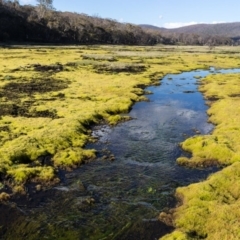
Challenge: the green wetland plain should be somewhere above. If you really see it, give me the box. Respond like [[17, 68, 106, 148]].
[[1, 45, 240, 239]]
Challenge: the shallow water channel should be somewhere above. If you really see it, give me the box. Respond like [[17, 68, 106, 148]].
[[2, 68, 240, 240]]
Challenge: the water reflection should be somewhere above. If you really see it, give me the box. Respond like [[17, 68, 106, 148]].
[[2, 68, 240, 240]]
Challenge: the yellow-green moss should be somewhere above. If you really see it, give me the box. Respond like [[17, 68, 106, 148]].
[[161, 230, 189, 240], [52, 148, 96, 167], [165, 162, 240, 240], [177, 73, 240, 167], [7, 165, 55, 183], [1, 45, 240, 191], [164, 58, 240, 239]]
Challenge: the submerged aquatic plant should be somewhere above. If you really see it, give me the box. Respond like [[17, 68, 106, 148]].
[[0, 45, 240, 198]]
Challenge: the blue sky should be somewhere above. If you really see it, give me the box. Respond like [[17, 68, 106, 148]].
[[19, 0, 240, 29]]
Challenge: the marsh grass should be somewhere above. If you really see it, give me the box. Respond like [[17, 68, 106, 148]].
[[1, 45, 240, 199]]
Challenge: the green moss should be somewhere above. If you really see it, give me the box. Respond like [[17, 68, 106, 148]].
[[165, 64, 240, 239], [107, 114, 123, 125], [178, 73, 240, 167], [161, 230, 189, 240], [164, 162, 240, 239], [52, 148, 96, 167], [7, 165, 55, 183], [1, 45, 240, 194]]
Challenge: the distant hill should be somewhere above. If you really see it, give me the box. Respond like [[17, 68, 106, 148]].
[[139, 24, 167, 31], [168, 22, 240, 38], [140, 22, 240, 39]]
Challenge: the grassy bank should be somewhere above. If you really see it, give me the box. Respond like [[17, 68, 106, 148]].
[[161, 57, 240, 239], [0, 45, 240, 200]]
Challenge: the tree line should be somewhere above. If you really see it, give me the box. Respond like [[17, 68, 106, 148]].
[[0, 1, 235, 46]]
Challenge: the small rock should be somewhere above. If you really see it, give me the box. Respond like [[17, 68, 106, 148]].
[[36, 184, 42, 191], [102, 155, 108, 160], [109, 154, 115, 161]]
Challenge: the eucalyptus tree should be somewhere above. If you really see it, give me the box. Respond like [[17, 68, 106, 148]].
[[37, 0, 54, 9], [36, 0, 54, 18]]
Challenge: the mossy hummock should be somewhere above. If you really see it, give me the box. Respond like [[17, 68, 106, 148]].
[[162, 66, 240, 239], [1, 45, 240, 200]]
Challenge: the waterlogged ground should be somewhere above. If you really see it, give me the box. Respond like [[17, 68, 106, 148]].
[[0, 45, 240, 194], [163, 69, 240, 240], [2, 46, 240, 239], [0, 68, 226, 240]]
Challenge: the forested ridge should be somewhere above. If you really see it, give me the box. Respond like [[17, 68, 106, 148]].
[[0, 1, 236, 45], [141, 23, 240, 45]]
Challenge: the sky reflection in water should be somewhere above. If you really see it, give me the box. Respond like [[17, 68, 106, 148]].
[[7, 68, 240, 239]]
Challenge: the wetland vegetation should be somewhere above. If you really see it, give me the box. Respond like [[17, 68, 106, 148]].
[[1, 45, 240, 239], [162, 67, 240, 240]]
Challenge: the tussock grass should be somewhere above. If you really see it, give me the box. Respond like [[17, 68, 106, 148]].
[[1, 45, 240, 198]]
